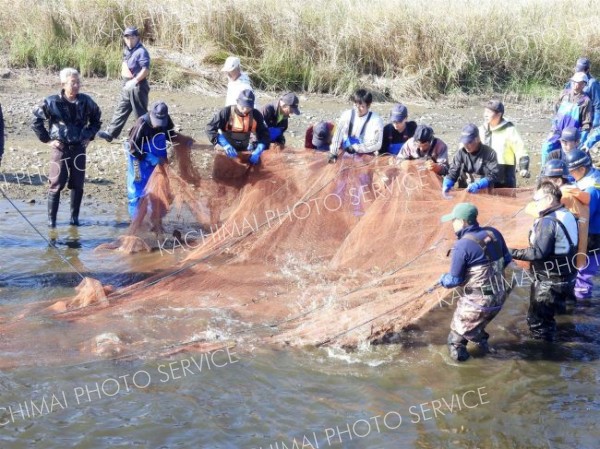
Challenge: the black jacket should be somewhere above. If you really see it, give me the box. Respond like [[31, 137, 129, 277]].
[[32, 90, 102, 145], [206, 106, 270, 147], [511, 205, 578, 280], [380, 121, 417, 154], [261, 102, 287, 143], [446, 143, 499, 187]]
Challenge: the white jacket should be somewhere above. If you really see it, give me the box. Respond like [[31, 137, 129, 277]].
[[330, 109, 384, 154]]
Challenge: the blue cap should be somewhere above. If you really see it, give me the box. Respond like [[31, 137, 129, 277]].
[[312, 121, 331, 149], [566, 149, 591, 171], [237, 89, 255, 108], [390, 104, 408, 122], [149, 101, 169, 128], [123, 26, 139, 37], [560, 126, 580, 142], [575, 57, 591, 72], [460, 123, 479, 144]]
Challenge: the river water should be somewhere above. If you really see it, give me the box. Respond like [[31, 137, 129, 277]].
[[1, 199, 599, 449]]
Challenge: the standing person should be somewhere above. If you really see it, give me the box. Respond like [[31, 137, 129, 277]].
[[305, 121, 334, 151], [541, 72, 591, 164], [221, 56, 253, 107], [0, 102, 4, 166], [439, 203, 512, 361], [396, 124, 449, 176], [97, 26, 150, 143], [125, 101, 182, 218], [567, 58, 600, 130], [328, 89, 384, 163], [480, 100, 530, 187], [206, 89, 270, 165], [510, 182, 578, 340], [442, 124, 499, 194], [566, 149, 600, 300], [32, 68, 102, 227], [380, 103, 417, 155], [261, 92, 301, 147]]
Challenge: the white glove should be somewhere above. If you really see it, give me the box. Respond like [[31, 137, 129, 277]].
[[124, 79, 138, 91], [519, 169, 530, 178]]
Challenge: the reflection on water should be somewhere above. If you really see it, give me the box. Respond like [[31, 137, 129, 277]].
[[0, 199, 599, 448]]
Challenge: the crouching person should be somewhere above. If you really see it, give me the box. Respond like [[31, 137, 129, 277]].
[[439, 203, 512, 361], [126, 101, 181, 219], [206, 89, 270, 165], [511, 182, 578, 341]]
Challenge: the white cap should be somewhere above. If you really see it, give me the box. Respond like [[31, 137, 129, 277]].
[[221, 56, 240, 72], [571, 71, 588, 83]]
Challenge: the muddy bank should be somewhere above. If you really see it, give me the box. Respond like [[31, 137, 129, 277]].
[[0, 69, 551, 209]]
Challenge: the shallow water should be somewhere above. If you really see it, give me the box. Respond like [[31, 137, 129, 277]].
[[1, 199, 599, 449]]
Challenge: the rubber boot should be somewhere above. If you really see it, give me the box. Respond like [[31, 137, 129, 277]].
[[447, 331, 470, 362], [47, 191, 60, 228], [69, 189, 83, 226]]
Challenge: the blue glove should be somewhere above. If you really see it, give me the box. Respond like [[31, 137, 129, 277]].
[[466, 177, 489, 194], [342, 136, 361, 151], [248, 143, 266, 165], [144, 153, 160, 166], [388, 143, 402, 155], [442, 177, 455, 194], [268, 127, 284, 142], [439, 273, 462, 288], [224, 145, 238, 158]]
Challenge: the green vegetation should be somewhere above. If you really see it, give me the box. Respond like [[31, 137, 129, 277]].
[[0, 0, 597, 98]]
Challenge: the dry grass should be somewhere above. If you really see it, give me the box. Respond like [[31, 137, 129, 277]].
[[1, 0, 599, 98]]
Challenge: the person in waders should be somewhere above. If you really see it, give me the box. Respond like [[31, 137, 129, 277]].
[[327, 89, 384, 163], [261, 92, 301, 148], [442, 124, 499, 195], [206, 89, 270, 165], [125, 101, 184, 219], [439, 203, 512, 361], [510, 182, 578, 341], [32, 68, 102, 228], [380, 103, 416, 155]]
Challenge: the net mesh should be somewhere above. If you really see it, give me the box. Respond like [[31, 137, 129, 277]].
[[0, 144, 534, 368]]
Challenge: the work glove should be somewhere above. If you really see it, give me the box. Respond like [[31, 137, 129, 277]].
[[388, 143, 402, 155], [268, 127, 284, 142], [223, 145, 237, 158], [518, 156, 530, 178], [466, 177, 489, 194], [342, 136, 361, 154], [248, 143, 266, 165], [426, 160, 444, 175], [217, 134, 237, 158], [328, 153, 338, 164], [439, 273, 461, 288], [144, 153, 160, 166], [124, 79, 138, 91], [442, 177, 455, 194]]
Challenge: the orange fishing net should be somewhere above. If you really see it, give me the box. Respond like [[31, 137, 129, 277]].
[[0, 145, 535, 368]]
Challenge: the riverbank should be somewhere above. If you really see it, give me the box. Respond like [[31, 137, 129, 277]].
[[1, 0, 598, 98]]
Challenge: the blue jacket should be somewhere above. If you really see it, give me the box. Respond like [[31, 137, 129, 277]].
[[444, 224, 512, 287]]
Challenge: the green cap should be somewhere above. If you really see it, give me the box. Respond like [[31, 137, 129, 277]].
[[441, 202, 478, 223]]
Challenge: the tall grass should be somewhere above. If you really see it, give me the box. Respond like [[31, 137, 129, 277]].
[[0, 0, 599, 98]]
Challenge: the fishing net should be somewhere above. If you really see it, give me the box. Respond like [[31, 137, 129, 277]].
[[0, 145, 535, 368]]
